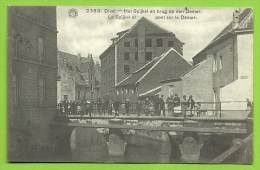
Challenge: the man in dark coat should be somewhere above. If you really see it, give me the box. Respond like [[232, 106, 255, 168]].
[[167, 95, 174, 116], [153, 94, 160, 116], [136, 100, 142, 116], [125, 98, 131, 116], [188, 95, 195, 116], [159, 95, 165, 116], [113, 98, 120, 116], [97, 97, 102, 115]]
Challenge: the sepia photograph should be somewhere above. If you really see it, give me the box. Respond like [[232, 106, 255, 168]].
[[7, 6, 253, 163]]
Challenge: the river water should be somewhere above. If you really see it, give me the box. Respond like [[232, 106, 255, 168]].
[[70, 127, 186, 163]]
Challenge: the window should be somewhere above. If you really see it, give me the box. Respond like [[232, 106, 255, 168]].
[[168, 41, 174, 47], [121, 89, 124, 94], [12, 75, 19, 106], [145, 52, 153, 62], [124, 65, 130, 74], [124, 41, 130, 47], [38, 78, 46, 105], [126, 89, 129, 94], [38, 37, 45, 63], [157, 38, 163, 47], [135, 52, 138, 61], [135, 39, 138, 47], [213, 53, 217, 72], [12, 27, 18, 59], [117, 90, 120, 95], [145, 38, 152, 47], [219, 56, 223, 70], [124, 52, 130, 61], [64, 95, 68, 100]]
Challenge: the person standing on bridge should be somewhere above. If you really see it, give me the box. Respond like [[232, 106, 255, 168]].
[[187, 95, 195, 116], [181, 95, 188, 117], [86, 99, 92, 117], [97, 97, 102, 115], [154, 94, 160, 116], [113, 98, 120, 116], [173, 93, 181, 117], [102, 100, 106, 116], [63, 99, 69, 115], [144, 98, 150, 116], [159, 95, 165, 116], [125, 98, 131, 116], [167, 95, 174, 116], [136, 99, 142, 116], [77, 102, 81, 116], [108, 99, 113, 115], [247, 98, 252, 110]]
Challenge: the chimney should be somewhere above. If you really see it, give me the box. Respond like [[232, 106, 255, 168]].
[[232, 9, 240, 29]]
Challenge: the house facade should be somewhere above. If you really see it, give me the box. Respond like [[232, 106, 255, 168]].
[[99, 17, 184, 100], [183, 8, 253, 117], [57, 51, 98, 102]]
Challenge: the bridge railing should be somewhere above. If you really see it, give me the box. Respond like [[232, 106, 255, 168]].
[[209, 134, 252, 163], [56, 100, 252, 118]]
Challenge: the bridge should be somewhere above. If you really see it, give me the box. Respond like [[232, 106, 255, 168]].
[[50, 111, 253, 163]]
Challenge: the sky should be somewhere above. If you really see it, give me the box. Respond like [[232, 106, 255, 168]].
[[57, 7, 237, 62]]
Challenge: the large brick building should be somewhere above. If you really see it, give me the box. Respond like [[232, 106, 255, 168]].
[[99, 17, 184, 100], [8, 7, 57, 161]]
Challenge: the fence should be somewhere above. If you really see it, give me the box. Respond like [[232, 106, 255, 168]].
[[57, 101, 252, 118]]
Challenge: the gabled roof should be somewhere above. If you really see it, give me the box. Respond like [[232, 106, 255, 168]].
[[161, 77, 182, 84], [58, 50, 93, 73], [208, 8, 253, 47], [100, 17, 182, 59], [181, 59, 208, 77], [57, 50, 88, 86], [116, 48, 190, 88], [192, 8, 253, 61], [59, 51, 80, 68]]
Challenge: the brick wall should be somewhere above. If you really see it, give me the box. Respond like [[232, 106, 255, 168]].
[[161, 80, 183, 101], [182, 57, 214, 110], [207, 37, 236, 89]]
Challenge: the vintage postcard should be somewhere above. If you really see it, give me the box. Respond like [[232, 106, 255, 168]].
[[7, 6, 253, 163]]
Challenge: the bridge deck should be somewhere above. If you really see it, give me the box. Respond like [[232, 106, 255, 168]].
[[66, 122, 247, 134], [65, 115, 250, 123]]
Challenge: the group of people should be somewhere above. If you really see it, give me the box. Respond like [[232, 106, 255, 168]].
[[136, 93, 201, 117], [57, 95, 253, 118], [57, 99, 94, 116], [96, 97, 131, 116], [166, 94, 201, 117]]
